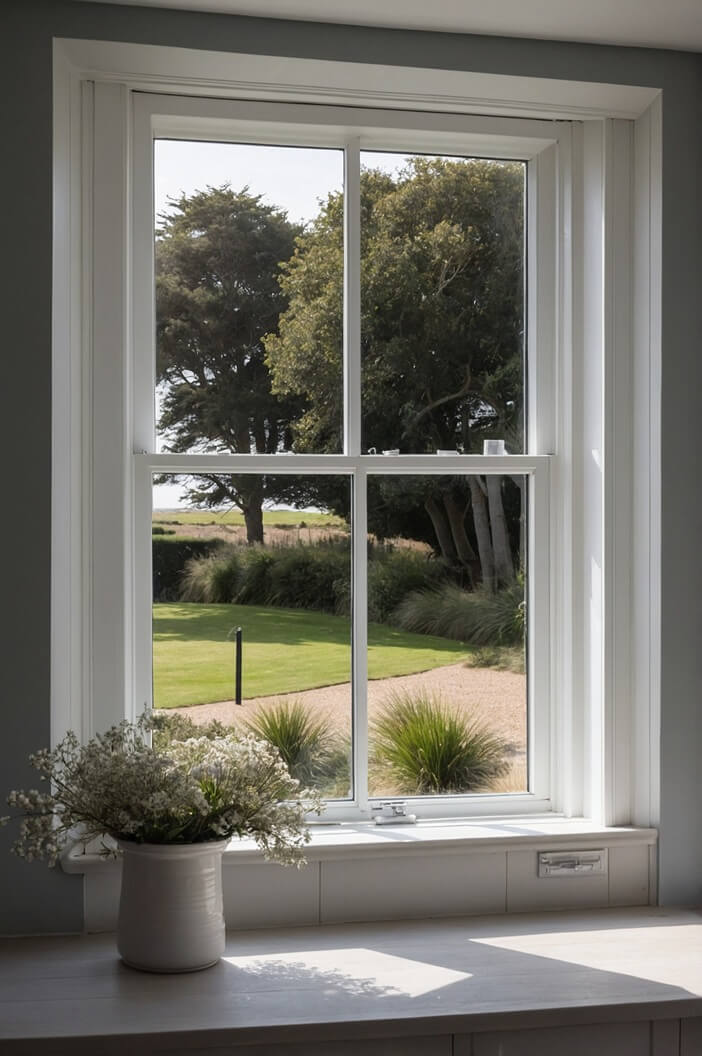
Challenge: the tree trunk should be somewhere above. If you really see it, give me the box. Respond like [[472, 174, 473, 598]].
[[443, 492, 477, 586], [240, 477, 265, 545], [468, 477, 495, 591], [424, 494, 458, 564], [511, 475, 527, 573], [486, 474, 514, 585]]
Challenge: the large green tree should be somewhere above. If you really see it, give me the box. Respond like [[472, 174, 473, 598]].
[[156, 186, 303, 544], [265, 158, 525, 585]]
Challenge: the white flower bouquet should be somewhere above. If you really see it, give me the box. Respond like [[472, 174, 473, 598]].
[[1, 715, 323, 867]]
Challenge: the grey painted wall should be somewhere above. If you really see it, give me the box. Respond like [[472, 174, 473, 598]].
[[1, 0, 700, 933]]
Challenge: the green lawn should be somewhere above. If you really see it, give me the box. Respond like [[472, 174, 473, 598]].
[[154, 602, 470, 709], [153, 509, 345, 529]]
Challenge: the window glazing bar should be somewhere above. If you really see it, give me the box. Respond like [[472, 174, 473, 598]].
[[351, 469, 369, 814], [137, 453, 551, 474], [343, 137, 361, 456]]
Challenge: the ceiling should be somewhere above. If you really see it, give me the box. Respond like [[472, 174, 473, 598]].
[[77, 0, 702, 53]]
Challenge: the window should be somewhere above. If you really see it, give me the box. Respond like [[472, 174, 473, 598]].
[[53, 41, 661, 833], [127, 94, 555, 821]]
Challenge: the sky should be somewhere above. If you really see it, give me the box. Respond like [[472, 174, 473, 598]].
[[154, 141, 410, 226], [152, 141, 409, 509]]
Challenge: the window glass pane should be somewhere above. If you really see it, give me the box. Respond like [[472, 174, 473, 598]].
[[360, 152, 526, 455], [154, 141, 344, 455], [367, 473, 527, 797], [151, 473, 352, 799]]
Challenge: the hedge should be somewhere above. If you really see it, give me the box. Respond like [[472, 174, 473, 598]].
[[152, 536, 224, 601], [180, 540, 449, 620]]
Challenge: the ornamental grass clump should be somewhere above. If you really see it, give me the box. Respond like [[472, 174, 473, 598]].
[[245, 700, 349, 793], [371, 690, 509, 795], [392, 580, 525, 646], [1, 715, 322, 867]]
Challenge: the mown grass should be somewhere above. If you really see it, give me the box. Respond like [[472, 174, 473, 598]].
[[153, 602, 471, 709], [153, 509, 346, 529]]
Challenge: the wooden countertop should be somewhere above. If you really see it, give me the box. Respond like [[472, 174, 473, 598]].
[[1, 907, 701, 1053]]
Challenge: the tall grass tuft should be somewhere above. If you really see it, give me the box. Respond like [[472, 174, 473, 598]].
[[392, 580, 525, 645], [179, 547, 240, 603], [245, 700, 348, 793], [371, 690, 509, 794]]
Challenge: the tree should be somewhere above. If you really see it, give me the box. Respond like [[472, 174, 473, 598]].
[[155, 186, 303, 544], [265, 158, 524, 585]]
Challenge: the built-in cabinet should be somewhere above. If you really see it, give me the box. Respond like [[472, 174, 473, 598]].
[[170, 1020, 698, 1055], [8, 1017, 701, 1054], [3, 910, 701, 1055]]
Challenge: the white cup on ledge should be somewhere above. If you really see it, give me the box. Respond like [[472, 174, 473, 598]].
[[483, 439, 507, 456]]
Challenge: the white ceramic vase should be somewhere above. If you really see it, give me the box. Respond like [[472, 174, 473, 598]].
[[117, 839, 228, 972]]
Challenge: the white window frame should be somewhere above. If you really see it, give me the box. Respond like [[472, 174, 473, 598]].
[[52, 38, 662, 832], [131, 92, 554, 821]]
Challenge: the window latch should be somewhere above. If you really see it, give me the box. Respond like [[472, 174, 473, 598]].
[[371, 800, 417, 825]]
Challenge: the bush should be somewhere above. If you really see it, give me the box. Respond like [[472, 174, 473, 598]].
[[179, 541, 349, 614], [266, 546, 350, 613], [152, 525, 176, 535], [330, 545, 448, 621], [152, 537, 225, 601], [368, 548, 449, 623], [392, 580, 525, 645], [178, 539, 451, 622], [245, 700, 349, 794], [371, 691, 509, 794]]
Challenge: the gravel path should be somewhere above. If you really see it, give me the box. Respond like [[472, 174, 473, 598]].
[[173, 661, 527, 758]]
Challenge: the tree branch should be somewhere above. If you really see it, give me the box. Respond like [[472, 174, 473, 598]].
[[404, 364, 472, 434]]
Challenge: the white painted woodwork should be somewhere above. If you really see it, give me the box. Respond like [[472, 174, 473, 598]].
[[607, 843, 651, 907], [53, 39, 663, 839], [222, 862, 320, 930], [631, 93, 662, 829], [469, 1022, 651, 1055], [681, 1016, 702, 1055], [84, 868, 122, 934], [67, 825, 656, 932], [1, 908, 700, 1054], [506, 849, 609, 912], [126, 85, 557, 825], [64, 824, 656, 932], [320, 851, 506, 923], [651, 1020, 681, 1056], [602, 118, 635, 827], [65, 0, 702, 55], [89, 80, 133, 735], [180, 1041, 450, 1056]]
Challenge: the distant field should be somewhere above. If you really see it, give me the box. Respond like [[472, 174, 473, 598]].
[[153, 602, 470, 709], [153, 509, 346, 529]]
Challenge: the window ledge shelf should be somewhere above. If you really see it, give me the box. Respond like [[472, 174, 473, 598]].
[[62, 818, 657, 874]]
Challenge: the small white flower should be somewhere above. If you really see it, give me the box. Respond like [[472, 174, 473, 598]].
[[3, 714, 322, 865]]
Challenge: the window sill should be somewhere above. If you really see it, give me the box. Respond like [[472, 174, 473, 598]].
[[62, 817, 656, 873], [61, 818, 657, 932]]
